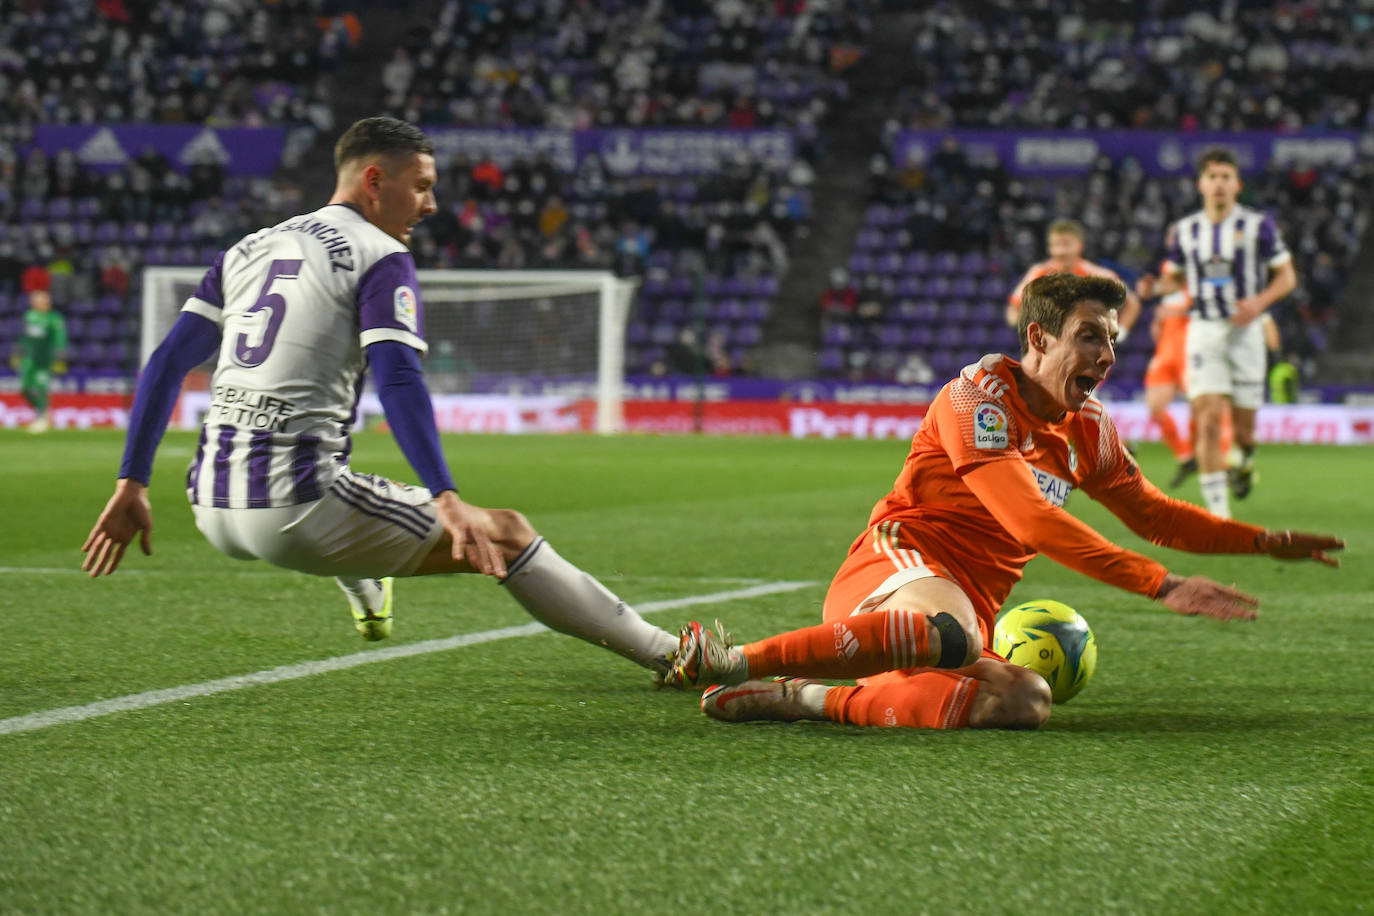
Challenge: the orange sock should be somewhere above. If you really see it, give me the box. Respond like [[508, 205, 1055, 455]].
[[1153, 409, 1191, 460], [741, 610, 933, 680], [823, 673, 980, 729]]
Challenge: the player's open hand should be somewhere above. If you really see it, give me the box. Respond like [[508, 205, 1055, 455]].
[[81, 479, 153, 577], [433, 490, 507, 579], [1155, 573, 1259, 622], [1257, 530, 1344, 567]]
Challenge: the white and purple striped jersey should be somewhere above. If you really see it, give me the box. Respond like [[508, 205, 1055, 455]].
[[1163, 205, 1291, 321], [181, 203, 427, 508]]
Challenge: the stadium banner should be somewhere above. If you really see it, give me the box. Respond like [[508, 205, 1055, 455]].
[[10, 393, 1374, 444], [423, 128, 795, 175], [890, 129, 1362, 177], [28, 125, 287, 176]]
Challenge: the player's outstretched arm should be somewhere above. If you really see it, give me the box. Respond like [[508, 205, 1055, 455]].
[[1155, 573, 1259, 622], [82, 479, 153, 577]]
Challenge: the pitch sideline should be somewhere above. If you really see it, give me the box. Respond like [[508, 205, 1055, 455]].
[[0, 580, 818, 736]]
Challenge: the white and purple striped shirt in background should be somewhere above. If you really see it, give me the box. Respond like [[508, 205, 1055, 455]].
[[1164, 204, 1291, 321], [181, 204, 428, 509]]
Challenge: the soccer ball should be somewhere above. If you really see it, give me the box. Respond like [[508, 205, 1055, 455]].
[[993, 600, 1097, 704]]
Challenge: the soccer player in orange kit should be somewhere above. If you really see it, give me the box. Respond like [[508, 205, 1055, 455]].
[[1006, 219, 1141, 337], [664, 273, 1342, 730]]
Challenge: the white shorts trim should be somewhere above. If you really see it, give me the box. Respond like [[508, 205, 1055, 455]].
[[191, 468, 443, 577], [1185, 317, 1266, 410], [848, 566, 940, 618]]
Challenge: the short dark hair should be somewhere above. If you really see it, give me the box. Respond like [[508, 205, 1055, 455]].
[[1046, 218, 1084, 240], [1018, 273, 1126, 353], [1196, 146, 1240, 176], [334, 117, 433, 171]]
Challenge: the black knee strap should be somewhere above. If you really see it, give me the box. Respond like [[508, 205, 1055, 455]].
[[931, 612, 968, 668]]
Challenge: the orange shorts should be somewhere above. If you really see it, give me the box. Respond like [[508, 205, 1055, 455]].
[[821, 519, 996, 653], [1144, 321, 1188, 390]]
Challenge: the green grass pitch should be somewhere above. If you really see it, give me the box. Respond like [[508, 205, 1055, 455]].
[[1, 430, 1371, 914]]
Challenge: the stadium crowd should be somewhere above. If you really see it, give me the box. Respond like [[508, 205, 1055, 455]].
[[0, 0, 359, 128], [891, 0, 1374, 131], [381, 0, 872, 137], [0, 0, 1370, 386], [818, 135, 1364, 381]]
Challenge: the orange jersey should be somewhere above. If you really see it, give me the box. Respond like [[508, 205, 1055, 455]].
[[844, 355, 1263, 622], [1008, 258, 1122, 306]]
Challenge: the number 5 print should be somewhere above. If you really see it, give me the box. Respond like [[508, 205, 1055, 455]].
[[231, 258, 302, 368]]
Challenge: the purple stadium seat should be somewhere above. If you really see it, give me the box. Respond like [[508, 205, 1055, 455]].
[[712, 299, 744, 323], [150, 222, 176, 244], [95, 221, 121, 244], [971, 302, 1001, 325], [894, 276, 922, 298], [914, 299, 941, 323], [934, 251, 960, 274], [818, 347, 845, 374], [657, 299, 688, 323], [903, 251, 931, 275], [822, 323, 852, 346], [46, 198, 74, 220], [959, 251, 987, 273], [876, 252, 903, 276], [950, 276, 978, 298], [649, 322, 677, 345], [122, 223, 150, 245], [743, 298, 769, 323], [848, 253, 873, 274], [19, 198, 44, 220], [732, 324, 762, 347], [936, 326, 965, 348], [926, 276, 952, 299], [96, 295, 124, 315], [945, 300, 974, 322], [751, 275, 778, 297], [86, 316, 117, 340], [908, 325, 935, 347], [980, 276, 1006, 297], [76, 197, 102, 219]]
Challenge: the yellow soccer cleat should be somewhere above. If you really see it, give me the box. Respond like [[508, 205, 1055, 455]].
[[351, 576, 394, 641]]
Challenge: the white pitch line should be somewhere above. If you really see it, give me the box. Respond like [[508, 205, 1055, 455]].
[[0, 580, 818, 736]]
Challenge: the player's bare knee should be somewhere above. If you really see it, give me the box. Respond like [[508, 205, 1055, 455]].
[[488, 508, 537, 550], [927, 611, 982, 669]]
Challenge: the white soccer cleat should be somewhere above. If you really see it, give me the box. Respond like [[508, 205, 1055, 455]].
[[701, 678, 821, 723], [27, 415, 50, 434], [350, 576, 394, 641], [663, 619, 747, 689]]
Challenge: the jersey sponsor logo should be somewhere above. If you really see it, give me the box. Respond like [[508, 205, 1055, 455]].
[[210, 385, 299, 432], [1028, 465, 1074, 507], [973, 403, 1009, 449], [394, 286, 419, 333]]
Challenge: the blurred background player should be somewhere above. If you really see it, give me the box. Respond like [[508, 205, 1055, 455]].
[[81, 117, 678, 676], [1137, 148, 1296, 518], [10, 287, 68, 433], [664, 274, 1342, 731], [1006, 218, 1142, 339], [1142, 282, 1196, 488]]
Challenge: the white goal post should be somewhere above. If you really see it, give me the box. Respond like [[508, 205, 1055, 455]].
[[141, 267, 636, 433]]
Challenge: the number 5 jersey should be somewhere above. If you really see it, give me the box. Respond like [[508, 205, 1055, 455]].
[[181, 203, 428, 508]]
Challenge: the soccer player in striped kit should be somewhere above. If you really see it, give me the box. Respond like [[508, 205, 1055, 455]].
[[81, 117, 678, 676], [1137, 148, 1296, 518]]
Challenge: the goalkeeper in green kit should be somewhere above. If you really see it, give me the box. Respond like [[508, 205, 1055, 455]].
[[11, 288, 67, 433]]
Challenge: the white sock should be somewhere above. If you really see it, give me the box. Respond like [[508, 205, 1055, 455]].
[[1199, 471, 1231, 519], [798, 683, 831, 720], [502, 538, 678, 672], [336, 576, 385, 614]]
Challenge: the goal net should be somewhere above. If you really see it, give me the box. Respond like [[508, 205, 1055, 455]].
[[141, 267, 635, 433]]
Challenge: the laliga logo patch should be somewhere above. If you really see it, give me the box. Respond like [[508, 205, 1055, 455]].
[[974, 403, 1009, 449], [393, 285, 418, 333]]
